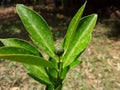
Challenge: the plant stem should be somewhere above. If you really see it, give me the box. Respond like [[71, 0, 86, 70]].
[[45, 56, 63, 90]]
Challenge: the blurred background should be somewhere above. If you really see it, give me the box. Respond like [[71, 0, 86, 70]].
[[0, 0, 120, 90]]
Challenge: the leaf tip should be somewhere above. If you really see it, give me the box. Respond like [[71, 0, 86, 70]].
[[94, 14, 98, 18], [16, 4, 23, 8], [93, 14, 98, 19], [84, 0, 87, 6], [16, 4, 25, 12]]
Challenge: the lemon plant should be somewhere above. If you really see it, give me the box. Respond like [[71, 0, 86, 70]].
[[0, 1, 97, 90]]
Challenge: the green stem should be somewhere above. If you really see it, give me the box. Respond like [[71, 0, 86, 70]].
[[46, 84, 62, 90], [46, 57, 63, 90], [55, 57, 63, 89]]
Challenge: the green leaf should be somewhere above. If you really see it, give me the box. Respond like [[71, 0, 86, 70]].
[[0, 54, 54, 68], [46, 59, 58, 83], [61, 59, 82, 79], [63, 1, 86, 50], [46, 85, 54, 90], [16, 4, 58, 61], [48, 68, 58, 79], [70, 59, 82, 70], [46, 84, 62, 90], [0, 47, 34, 54], [60, 66, 69, 79], [0, 39, 52, 84], [0, 38, 40, 56], [47, 58, 58, 79], [24, 64, 52, 85], [56, 85, 63, 90], [28, 73, 49, 85], [0, 47, 54, 68], [62, 14, 97, 68]]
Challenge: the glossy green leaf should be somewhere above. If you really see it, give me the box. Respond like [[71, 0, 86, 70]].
[[60, 66, 69, 79], [0, 38, 40, 56], [0, 47, 34, 54], [0, 54, 54, 68], [24, 64, 52, 85], [28, 73, 49, 85], [70, 59, 82, 70], [63, 1, 86, 51], [0, 39, 53, 84], [61, 59, 82, 79], [47, 58, 58, 79], [16, 4, 58, 61], [48, 68, 58, 79], [46, 84, 62, 90], [62, 14, 97, 68], [46, 85, 54, 90], [56, 85, 63, 90], [0, 47, 54, 68]]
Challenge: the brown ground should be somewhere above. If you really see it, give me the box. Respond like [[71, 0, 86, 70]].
[[0, 6, 17, 21]]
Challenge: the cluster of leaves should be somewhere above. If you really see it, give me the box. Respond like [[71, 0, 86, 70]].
[[0, 1, 97, 90]]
